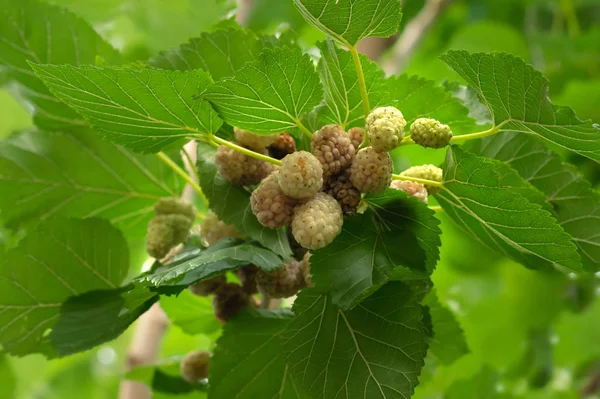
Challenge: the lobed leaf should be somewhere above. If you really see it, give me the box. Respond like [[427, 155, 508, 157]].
[[283, 282, 428, 399], [0, 0, 120, 129], [309, 190, 441, 310], [294, 0, 402, 46], [203, 46, 323, 134], [31, 64, 222, 153], [437, 146, 582, 272], [471, 132, 600, 272], [0, 218, 129, 355], [0, 129, 181, 237], [441, 51, 600, 163]]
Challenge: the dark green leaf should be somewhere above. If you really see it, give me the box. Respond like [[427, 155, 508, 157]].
[[437, 146, 582, 272], [126, 361, 207, 394], [0, 218, 129, 355], [488, 158, 550, 210], [31, 64, 222, 153], [0, 0, 120, 129], [159, 289, 220, 336], [210, 309, 306, 398], [470, 132, 600, 272], [310, 189, 441, 309], [283, 282, 428, 399], [441, 51, 600, 163], [197, 144, 292, 258], [294, 0, 402, 46], [0, 129, 181, 237], [204, 46, 323, 134]]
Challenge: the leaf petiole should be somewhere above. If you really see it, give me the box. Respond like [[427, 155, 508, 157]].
[[349, 45, 371, 120], [392, 174, 444, 188], [156, 152, 208, 204], [295, 118, 314, 139], [451, 125, 501, 143], [211, 136, 283, 166]]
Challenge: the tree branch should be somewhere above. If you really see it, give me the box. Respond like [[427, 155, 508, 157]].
[[383, 0, 453, 76]]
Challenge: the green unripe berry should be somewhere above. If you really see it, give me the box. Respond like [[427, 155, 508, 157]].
[[399, 164, 443, 195], [410, 118, 453, 148]]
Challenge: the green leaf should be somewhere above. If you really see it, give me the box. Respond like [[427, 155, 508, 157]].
[[49, 282, 158, 356], [204, 46, 323, 134], [150, 28, 265, 80], [209, 309, 306, 398], [0, 356, 16, 398], [437, 146, 582, 272], [387, 74, 480, 136], [487, 158, 550, 210], [0, 0, 119, 129], [0, 129, 181, 237], [141, 238, 282, 287], [310, 190, 441, 309], [294, 0, 402, 46], [283, 282, 428, 399], [446, 366, 508, 399], [317, 40, 386, 129], [197, 144, 292, 258], [423, 290, 469, 366], [127, 361, 207, 394], [31, 64, 222, 153], [159, 289, 220, 336], [0, 218, 129, 355], [441, 51, 600, 163], [470, 132, 600, 272]]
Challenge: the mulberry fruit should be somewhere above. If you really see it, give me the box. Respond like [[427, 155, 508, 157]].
[[268, 132, 296, 159], [400, 164, 443, 195], [188, 274, 227, 296], [256, 254, 312, 298], [250, 172, 297, 228], [146, 214, 194, 259], [350, 147, 393, 194], [180, 350, 210, 384], [410, 118, 453, 148], [234, 127, 278, 150], [154, 197, 196, 220], [365, 106, 407, 152], [348, 127, 365, 150], [213, 283, 253, 322], [324, 171, 361, 216], [291, 193, 343, 250], [200, 210, 242, 246], [311, 124, 355, 178], [215, 144, 277, 186], [390, 180, 429, 204], [236, 265, 259, 295], [278, 151, 323, 200]]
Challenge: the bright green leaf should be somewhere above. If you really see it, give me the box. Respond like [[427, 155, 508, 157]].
[[441, 51, 600, 163], [446, 366, 509, 399], [294, 0, 402, 46], [159, 289, 220, 336], [0, 0, 119, 129], [0, 218, 129, 355], [0, 129, 181, 237], [204, 46, 323, 134], [210, 309, 305, 398], [310, 190, 441, 309], [31, 64, 222, 153], [470, 132, 600, 272], [197, 144, 292, 258], [283, 282, 428, 399], [437, 146, 582, 272], [488, 158, 550, 210]]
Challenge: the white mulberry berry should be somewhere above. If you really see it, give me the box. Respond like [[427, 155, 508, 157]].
[[350, 147, 393, 194], [146, 214, 193, 259], [189, 274, 227, 296], [268, 132, 296, 159], [311, 124, 355, 178], [251, 172, 297, 228], [234, 127, 278, 150], [324, 171, 361, 216], [215, 144, 277, 186], [348, 127, 365, 150], [200, 210, 242, 246], [366, 106, 407, 152], [180, 351, 210, 384], [400, 164, 443, 195], [154, 197, 196, 220], [390, 180, 429, 204], [212, 283, 253, 322], [278, 151, 323, 200], [291, 193, 343, 250], [410, 118, 453, 148], [257, 254, 312, 298]]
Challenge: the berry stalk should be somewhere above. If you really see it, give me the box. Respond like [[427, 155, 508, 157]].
[[156, 151, 208, 205], [211, 135, 282, 166], [294, 118, 314, 139], [392, 173, 444, 188]]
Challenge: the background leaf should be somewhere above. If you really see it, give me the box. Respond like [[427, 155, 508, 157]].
[[159, 289, 220, 336], [0, 218, 129, 355], [437, 146, 582, 272], [293, 0, 402, 46], [441, 51, 600, 163], [0, 129, 181, 237], [204, 46, 323, 134], [31, 65, 221, 153], [283, 282, 428, 399]]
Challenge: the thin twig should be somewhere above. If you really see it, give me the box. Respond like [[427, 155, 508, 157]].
[[383, 0, 453, 75]]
